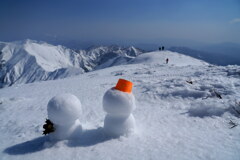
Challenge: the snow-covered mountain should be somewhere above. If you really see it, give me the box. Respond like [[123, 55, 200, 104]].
[[0, 50, 239, 160], [0, 40, 144, 87]]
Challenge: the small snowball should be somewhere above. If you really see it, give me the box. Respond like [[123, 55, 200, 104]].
[[103, 88, 136, 117], [47, 93, 82, 125], [104, 114, 136, 137]]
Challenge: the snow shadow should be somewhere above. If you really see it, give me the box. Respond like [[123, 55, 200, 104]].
[[4, 128, 112, 155], [67, 127, 112, 147], [4, 136, 51, 155], [170, 89, 207, 99], [185, 103, 227, 118]]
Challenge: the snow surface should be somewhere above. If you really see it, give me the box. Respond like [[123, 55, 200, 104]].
[[131, 51, 208, 66], [0, 51, 240, 160], [23, 41, 77, 72]]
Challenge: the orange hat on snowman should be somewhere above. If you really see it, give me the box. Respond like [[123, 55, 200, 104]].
[[115, 79, 133, 93]]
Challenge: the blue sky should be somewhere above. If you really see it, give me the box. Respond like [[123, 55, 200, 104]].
[[0, 0, 239, 45]]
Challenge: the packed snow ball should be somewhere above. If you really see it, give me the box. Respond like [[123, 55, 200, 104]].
[[103, 88, 136, 117], [47, 93, 82, 125], [104, 114, 136, 136]]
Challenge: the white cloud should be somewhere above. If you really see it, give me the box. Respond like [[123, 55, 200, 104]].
[[230, 18, 240, 24]]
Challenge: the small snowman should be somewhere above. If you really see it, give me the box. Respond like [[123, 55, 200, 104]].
[[43, 93, 83, 141], [103, 79, 136, 137]]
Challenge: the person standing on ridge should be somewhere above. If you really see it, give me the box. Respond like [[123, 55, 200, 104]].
[[162, 46, 164, 50], [166, 58, 169, 64]]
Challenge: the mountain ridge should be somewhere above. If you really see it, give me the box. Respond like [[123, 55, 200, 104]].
[[0, 40, 144, 87]]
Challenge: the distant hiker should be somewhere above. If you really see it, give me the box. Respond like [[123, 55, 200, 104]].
[[166, 58, 169, 64], [159, 47, 162, 51], [162, 46, 164, 50]]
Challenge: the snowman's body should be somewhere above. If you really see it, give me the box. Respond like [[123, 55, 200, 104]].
[[49, 119, 82, 141], [47, 93, 82, 140], [104, 114, 135, 136], [103, 85, 136, 137]]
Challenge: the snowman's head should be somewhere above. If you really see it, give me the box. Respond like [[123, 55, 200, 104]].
[[103, 88, 136, 117], [47, 93, 82, 125]]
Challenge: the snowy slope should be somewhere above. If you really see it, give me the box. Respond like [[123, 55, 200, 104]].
[[0, 40, 143, 87], [131, 50, 208, 66], [0, 40, 85, 87], [81, 45, 143, 70], [0, 51, 240, 160]]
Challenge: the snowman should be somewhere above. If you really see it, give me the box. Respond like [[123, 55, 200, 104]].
[[103, 79, 136, 137], [44, 93, 83, 141]]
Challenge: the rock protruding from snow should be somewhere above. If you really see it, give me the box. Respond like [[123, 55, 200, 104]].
[[103, 88, 136, 137], [47, 93, 83, 140]]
